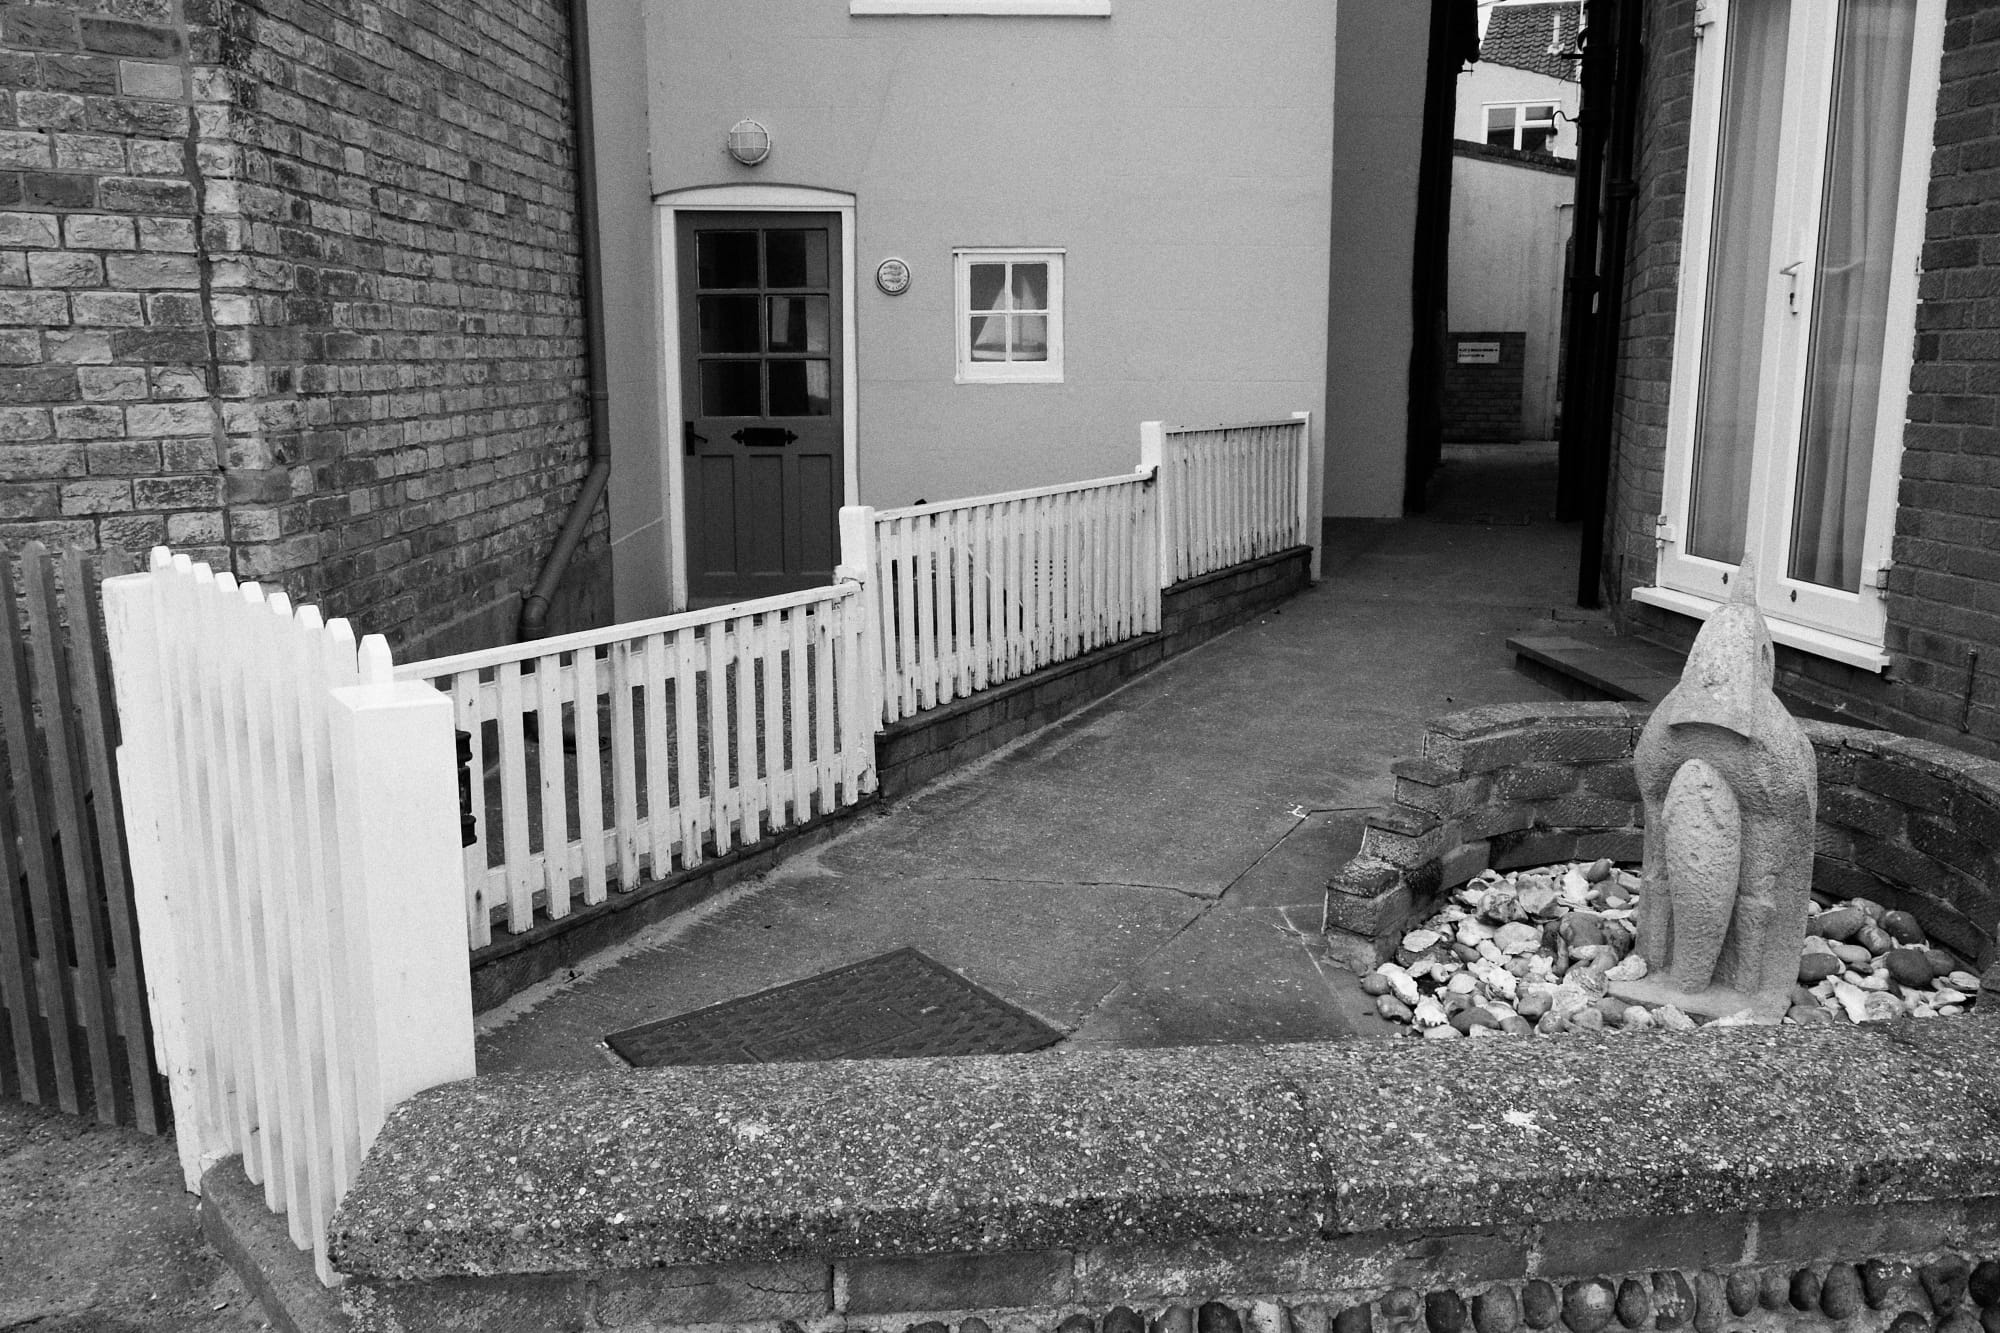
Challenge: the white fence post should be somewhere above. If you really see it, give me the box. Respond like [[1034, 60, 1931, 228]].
[[837, 504, 885, 729], [328, 637, 476, 1153], [1292, 409, 1319, 580], [1138, 420, 1170, 590], [100, 560, 217, 1193]]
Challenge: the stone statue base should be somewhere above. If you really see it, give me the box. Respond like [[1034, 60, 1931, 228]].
[[1609, 974, 1787, 1024]]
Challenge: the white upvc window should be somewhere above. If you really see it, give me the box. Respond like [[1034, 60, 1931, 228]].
[[1638, 0, 1945, 670], [851, 0, 1107, 13], [1484, 102, 1560, 154], [954, 249, 1064, 384]]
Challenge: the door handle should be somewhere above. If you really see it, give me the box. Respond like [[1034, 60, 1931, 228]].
[[684, 421, 707, 455], [1779, 260, 1805, 312], [731, 426, 798, 447]]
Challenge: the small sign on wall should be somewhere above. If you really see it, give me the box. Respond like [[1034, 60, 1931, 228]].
[[1457, 341, 1502, 364]]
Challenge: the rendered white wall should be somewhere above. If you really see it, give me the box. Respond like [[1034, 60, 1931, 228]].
[[1448, 152, 1574, 438], [637, 1, 1337, 564], [1323, 0, 1430, 518]]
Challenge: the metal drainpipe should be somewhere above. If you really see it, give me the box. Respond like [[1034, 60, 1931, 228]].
[[519, 0, 612, 641], [1571, 0, 1645, 609]]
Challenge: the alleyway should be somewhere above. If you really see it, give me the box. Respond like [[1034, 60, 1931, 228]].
[[479, 443, 1582, 1068]]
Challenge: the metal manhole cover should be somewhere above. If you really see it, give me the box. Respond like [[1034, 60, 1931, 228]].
[[604, 947, 1065, 1067]]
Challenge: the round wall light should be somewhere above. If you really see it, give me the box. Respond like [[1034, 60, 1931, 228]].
[[726, 119, 771, 166]]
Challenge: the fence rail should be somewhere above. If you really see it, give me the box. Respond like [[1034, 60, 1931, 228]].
[[849, 472, 1160, 726], [1146, 413, 1313, 585], [0, 543, 165, 1133], [399, 584, 876, 947], [103, 551, 471, 1283]]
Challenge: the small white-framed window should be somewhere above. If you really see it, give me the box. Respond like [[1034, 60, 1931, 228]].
[[954, 249, 1064, 384], [851, 0, 1108, 14], [1484, 102, 1560, 154]]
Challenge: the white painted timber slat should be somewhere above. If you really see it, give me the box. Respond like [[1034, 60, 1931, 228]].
[[574, 648, 607, 907], [535, 654, 571, 920], [705, 620, 734, 855], [609, 641, 640, 890], [672, 629, 704, 872], [494, 662, 533, 933]]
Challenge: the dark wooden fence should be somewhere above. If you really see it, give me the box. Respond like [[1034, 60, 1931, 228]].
[[0, 543, 166, 1132]]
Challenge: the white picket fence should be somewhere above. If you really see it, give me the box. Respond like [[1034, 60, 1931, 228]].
[[1146, 413, 1313, 584], [101, 551, 472, 1284], [846, 472, 1161, 725], [384, 412, 1315, 946], [398, 584, 875, 945]]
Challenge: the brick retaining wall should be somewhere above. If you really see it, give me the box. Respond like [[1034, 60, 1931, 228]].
[[1323, 702, 2000, 1000]]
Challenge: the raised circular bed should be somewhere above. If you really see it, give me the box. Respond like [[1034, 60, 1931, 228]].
[[1323, 702, 2000, 1008]]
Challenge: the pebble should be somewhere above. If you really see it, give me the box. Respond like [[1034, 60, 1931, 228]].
[[1886, 947, 1938, 988], [1880, 909, 1925, 944], [1334, 1306, 1374, 1333], [1968, 1259, 2000, 1307], [1358, 862, 1978, 1039], [1724, 1271, 1759, 1318], [1655, 1005, 1697, 1032], [1564, 1280, 1617, 1333], [1615, 1278, 1651, 1329], [1653, 1271, 1694, 1329], [1472, 1286, 1521, 1333], [1889, 1315, 1931, 1333], [1520, 1282, 1559, 1331], [1758, 1270, 1790, 1312], [1821, 1264, 1864, 1320], [1924, 1257, 1972, 1316], [1790, 1268, 1822, 1312], [1814, 906, 1867, 941], [1860, 1259, 1911, 1310], [1691, 1273, 1725, 1333], [1376, 995, 1413, 1023], [1426, 1290, 1470, 1333]]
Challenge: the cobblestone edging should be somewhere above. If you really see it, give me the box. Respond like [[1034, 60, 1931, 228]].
[[342, 1236, 2000, 1333], [1323, 703, 2000, 1005]]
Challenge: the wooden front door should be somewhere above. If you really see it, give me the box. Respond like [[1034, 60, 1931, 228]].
[[678, 212, 844, 602]]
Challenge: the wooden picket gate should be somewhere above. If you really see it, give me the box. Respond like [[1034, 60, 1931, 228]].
[[0, 543, 167, 1133]]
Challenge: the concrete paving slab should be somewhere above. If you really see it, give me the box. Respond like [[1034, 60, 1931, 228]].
[[479, 863, 1208, 1073], [479, 444, 1580, 1068]]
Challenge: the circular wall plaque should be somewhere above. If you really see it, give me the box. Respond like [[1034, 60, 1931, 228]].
[[875, 257, 911, 295]]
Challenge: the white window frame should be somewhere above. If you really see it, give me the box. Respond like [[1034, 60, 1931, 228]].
[[954, 248, 1065, 385], [1638, 0, 1946, 672], [851, 0, 1107, 13], [1483, 101, 1561, 153]]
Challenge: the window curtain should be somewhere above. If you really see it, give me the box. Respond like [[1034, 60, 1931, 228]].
[[1788, 0, 1917, 590], [1687, 0, 1792, 563]]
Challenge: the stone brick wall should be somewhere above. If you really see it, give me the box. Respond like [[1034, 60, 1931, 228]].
[[1604, 0, 2000, 757], [0, 0, 231, 559], [0, 0, 607, 655], [1442, 331, 1526, 443], [216, 0, 602, 654], [1323, 702, 2000, 999]]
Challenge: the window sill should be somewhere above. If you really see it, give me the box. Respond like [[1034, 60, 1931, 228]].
[[851, 0, 1109, 12], [954, 372, 1064, 385], [1630, 585, 1890, 673]]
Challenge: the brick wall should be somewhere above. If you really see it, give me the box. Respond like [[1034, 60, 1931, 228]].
[[1441, 330, 1526, 442], [0, 0, 608, 655], [0, 0, 232, 559], [1607, 0, 2000, 757]]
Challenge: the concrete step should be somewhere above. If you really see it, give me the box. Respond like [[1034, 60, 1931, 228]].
[[1507, 627, 1686, 704]]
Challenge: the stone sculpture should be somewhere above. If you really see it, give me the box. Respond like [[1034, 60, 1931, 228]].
[[1614, 560, 1816, 1021]]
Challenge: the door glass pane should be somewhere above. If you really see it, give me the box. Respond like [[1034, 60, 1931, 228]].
[[1788, 0, 1916, 591], [968, 263, 1006, 312], [1013, 315, 1048, 361], [1010, 263, 1048, 311], [767, 296, 829, 353], [766, 229, 828, 288], [769, 359, 832, 416], [697, 231, 759, 289], [700, 360, 761, 416], [699, 296, 761, 353], [1686, 0, 1792, 564]]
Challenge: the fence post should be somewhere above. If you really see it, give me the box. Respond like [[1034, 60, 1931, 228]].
[[327, 637, 475, 1152], [100, 557, 216, 1191], [1292, 409, 1319, 580], [1138, 420, 1170, 590], [836, 504, 886, 729]]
